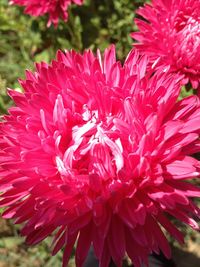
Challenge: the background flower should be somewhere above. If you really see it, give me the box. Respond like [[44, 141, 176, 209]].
[[0, 46, 200, 267], [131, 0, 200, 89], [9, 0, 83, 26]]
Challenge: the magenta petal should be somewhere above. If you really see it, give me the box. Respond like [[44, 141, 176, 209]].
[[62, 233, 78, 267], [10, 0, 84, 27], [107, 216, 125, 266], [132, 0, 200, 89], [1, 46, 200, 267], [75, 223, 93, 267]]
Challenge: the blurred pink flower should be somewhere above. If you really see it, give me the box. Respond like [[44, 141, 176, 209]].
[[131, 0, 200, 89], [9, 0, 83, 26], [0, 46, 200, 267]]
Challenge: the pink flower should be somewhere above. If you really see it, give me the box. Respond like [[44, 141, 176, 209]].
[[1, 46, 200, 267], [131, 0, 200, 89], [9, 0, 83, 27]]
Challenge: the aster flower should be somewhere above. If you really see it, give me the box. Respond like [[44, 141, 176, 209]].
[[9, 0, 83, 27], [0, 45, 200, 267], [131, 0, 200, 89]]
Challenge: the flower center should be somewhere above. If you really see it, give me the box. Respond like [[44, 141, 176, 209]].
[[179, 17, 200, 46], [173, 14, 200, 72]]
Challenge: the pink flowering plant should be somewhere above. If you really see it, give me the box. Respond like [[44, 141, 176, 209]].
[[9, 0, 84, 27], [1, 0, 200, 266], [0, 45, 200, 267], [132, 0, 200, 89]]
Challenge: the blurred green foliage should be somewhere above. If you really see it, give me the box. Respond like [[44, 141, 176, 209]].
[[0, 0, 145, 114], [0, 0, 193, 115]]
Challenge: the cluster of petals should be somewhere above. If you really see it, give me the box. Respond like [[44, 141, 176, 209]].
[[9, 0, 83, 27], [1, 46, 200, 267], [131, 0, 200, 89]]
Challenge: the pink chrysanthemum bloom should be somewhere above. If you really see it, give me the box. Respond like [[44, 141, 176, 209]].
[[9, 0, 83, 27], [1, 46, 200, 267], [131, 0, 200, 89]]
